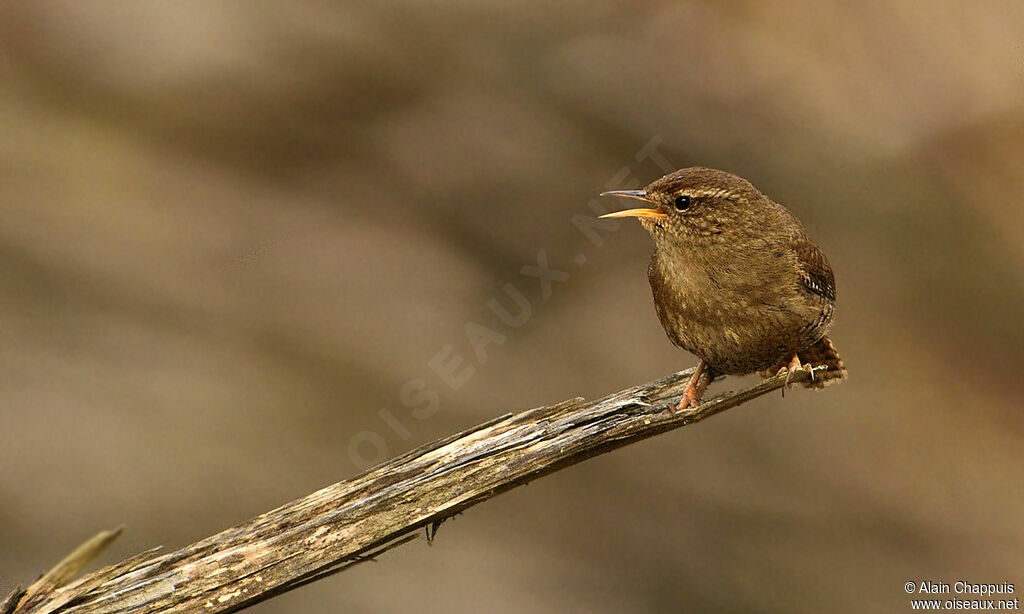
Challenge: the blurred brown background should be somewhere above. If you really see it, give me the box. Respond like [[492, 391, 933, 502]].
[[1, 2, 1022, 612]]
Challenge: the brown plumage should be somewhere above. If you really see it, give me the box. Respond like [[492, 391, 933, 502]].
[[601, 167, 846, 409]]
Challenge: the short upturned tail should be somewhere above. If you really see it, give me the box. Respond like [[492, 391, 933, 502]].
[[798, 335, 847, 389]]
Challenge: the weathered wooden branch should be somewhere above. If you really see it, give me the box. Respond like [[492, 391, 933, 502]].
[[8, 366, 823, 614]]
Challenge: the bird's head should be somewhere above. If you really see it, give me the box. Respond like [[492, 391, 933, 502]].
[[601, 167, 774, 250]]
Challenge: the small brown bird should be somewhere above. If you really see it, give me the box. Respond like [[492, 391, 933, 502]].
[[601, 167, 846, 410]]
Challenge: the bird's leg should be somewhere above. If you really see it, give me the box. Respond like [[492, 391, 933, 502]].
[[778, 354, 803, 396], [677, 360, 713, 410]]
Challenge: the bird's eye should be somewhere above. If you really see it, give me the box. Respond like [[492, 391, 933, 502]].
[[674, 195, 692, 211]]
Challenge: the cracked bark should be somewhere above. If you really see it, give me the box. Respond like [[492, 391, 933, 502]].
[[7, 366, 824, 614]]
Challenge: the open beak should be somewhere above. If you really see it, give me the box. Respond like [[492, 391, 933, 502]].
[[598, 190, 667, 220]]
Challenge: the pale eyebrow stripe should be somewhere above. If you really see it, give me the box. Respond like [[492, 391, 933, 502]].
[[683, 188, 734, 199]]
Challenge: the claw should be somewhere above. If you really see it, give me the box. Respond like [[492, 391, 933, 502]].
[[779, 354, 804, 396], [676, 389, 698, 411], [676, 360, 713, 411]]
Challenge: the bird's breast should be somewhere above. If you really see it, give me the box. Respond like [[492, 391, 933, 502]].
[[648, 249, 818, 374]]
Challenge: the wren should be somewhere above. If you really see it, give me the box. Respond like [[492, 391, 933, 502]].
[[601, 167, 846, 410]]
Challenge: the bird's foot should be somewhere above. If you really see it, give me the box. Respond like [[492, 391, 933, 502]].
[[675, 361, 711, 411], [676, 387, 700, 411], [777, 354, 809, 396]]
